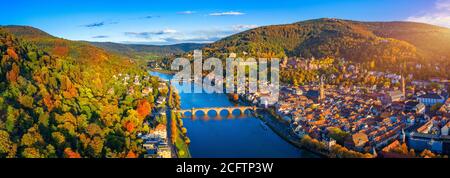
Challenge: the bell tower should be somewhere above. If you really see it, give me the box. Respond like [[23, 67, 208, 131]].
[[401, 62, 406, 99]]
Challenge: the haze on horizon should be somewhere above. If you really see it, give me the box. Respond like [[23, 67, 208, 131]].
[[1, 0, 449, 45]]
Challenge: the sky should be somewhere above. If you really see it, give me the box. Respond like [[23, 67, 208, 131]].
[[0, 0, 448, 45]]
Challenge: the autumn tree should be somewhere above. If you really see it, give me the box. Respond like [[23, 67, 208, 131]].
[[22, 147, 42, 158], [43, 94, 54, 111], [0, 130, 16, 157], [61, 76, 78, 98], [126, 151, 137, 158], [123, 109, 140, 133], [64, 148, 81, 158], [136, 99, 151, 120], [6, 63, 19, 83], [171, 116, 177, 144], [87, 136, 104, 157], [51, 132, 66, 146], [181, 127, 187, 135]]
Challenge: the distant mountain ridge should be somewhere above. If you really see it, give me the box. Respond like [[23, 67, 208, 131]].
[[204, 18, 450, 60], [89, 41, 206, 58], [1, 25, 206, 60]]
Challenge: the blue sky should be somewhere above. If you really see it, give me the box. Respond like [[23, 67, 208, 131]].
[[0, 0, 447, 44]]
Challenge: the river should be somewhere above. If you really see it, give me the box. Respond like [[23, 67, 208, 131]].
[[150, 71, 316, 158]]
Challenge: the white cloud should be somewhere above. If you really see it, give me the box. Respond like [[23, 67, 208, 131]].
[[407, 13, 450, 27], [92, 35, 109, 39], [209, 11, 245, 16], [232, 24, 258, 31], [123, 28, 239, 44], [124, 29, 177, 39], [162, 29, 177, 34], [406, 0, 450, 28], [162, 36, 221, 43], [436, 0, 450, 10], [177, 11, 196, 15]]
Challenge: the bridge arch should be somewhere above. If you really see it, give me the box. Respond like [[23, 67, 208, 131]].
[[193, 110, 207, 116], [179, 110, 192, 117], [207, 109, 219, 116]]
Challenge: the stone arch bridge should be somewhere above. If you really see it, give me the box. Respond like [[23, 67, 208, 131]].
[[174, 106, 258, 117]]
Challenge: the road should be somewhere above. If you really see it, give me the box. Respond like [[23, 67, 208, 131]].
[[165, 85, 178, 158]]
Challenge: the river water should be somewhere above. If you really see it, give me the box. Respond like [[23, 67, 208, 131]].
[[150, 71, 316, 158]]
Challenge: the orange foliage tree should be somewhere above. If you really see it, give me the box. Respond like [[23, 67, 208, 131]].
[[125, 121, 135, 133], [136, 99, 151, 120], [171, 117, 177, 144], [6, 48, 19, 61], [43, 94, 54, 111], [61, 76, 78, 98], [6, 63, 19, 83], [64, 148, 81, 158], [126, 151, 137, 158]]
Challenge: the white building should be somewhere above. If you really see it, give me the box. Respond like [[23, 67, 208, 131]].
[[442, 122, 450, 136]]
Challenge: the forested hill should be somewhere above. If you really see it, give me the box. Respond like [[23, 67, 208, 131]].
[[361, 21, 450, 63], [1, 25, 125, 66], [0, 25, 54, 39], [89, 41, 206, 59], [201, 18, 450, 78], [2, 25, 206, 61], [0, 27, 161, 158]]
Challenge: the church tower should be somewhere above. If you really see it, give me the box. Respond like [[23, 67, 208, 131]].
[[319, 75, 325, 101], [402, 75, 406, 99], [401, 129, 406, 143], [372, 147, 378, 158], [400, 62, 406, 99]]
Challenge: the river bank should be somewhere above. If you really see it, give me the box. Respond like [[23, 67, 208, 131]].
[[166, 82, 192, 158], [257, 109, 328, 158], [149, 68, 176, 75], [234, 96, 326, 158]]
